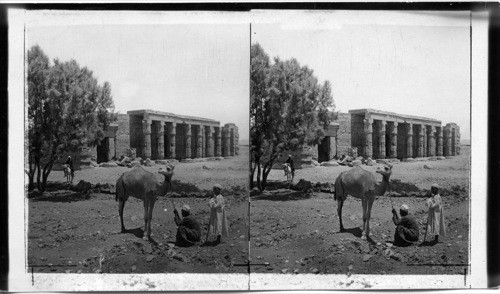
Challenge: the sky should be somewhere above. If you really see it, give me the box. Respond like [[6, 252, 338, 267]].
[[26, 11, 472, 142], [27, 23, 250, 140], [252, 11, 471, 140]]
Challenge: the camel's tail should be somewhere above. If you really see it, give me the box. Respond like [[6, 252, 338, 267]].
[[115, 177, 123, 202]]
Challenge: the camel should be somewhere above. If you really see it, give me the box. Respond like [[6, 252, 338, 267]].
[[334, 164, 393, 240], [116, 165, 175, 241]]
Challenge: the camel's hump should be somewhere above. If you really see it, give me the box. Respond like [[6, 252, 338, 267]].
[[118, 166, 158, 187]]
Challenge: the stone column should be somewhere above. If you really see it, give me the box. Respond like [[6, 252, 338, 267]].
[[444, 126, 452, 156], [207, 126, 214, 157], [455, 126, 461, 155], [234, 126, 240, 156], [222, 127, 230, 157], [230, 128, 235, 156], [363, 118, 373, 158], [215, 127, 222, 157], [429, 126, 436, 157], [423, 125, 428, 157], [417, 124, 424, 158], [389, 121, 398, 158], [201, 125, 206, 158], [379, 120, 386, 159], [185, 124, 192, 159], [196, 125, 203, 158], [142, 119, 152, 159], [436, 127, 443, 156], [169, 123, 176, 159], [157, 121, 165, 159], [406, 123, 413, 158]]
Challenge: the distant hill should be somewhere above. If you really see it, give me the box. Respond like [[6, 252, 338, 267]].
[[239, 139, 249, 146], [461, 140, 470, 146]]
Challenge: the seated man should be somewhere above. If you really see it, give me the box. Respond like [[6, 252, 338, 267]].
[[174, 205, 201, 247], [392, 204, 419, 246]]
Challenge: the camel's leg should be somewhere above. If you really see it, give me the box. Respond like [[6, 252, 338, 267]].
[[337, 199, 345, 232], [147, 199, 155, 239], [361, 198, 367, 239], [143, 200, 149, 241], [365, 198, 374, 239], [119, 200, 126, 233]]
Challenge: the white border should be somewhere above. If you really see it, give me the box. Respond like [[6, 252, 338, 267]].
[[8, 9, 489, 291]]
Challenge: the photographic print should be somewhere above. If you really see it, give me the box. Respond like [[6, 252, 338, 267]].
[[18, 10, 250, 290], [249, 10, 478, 289]]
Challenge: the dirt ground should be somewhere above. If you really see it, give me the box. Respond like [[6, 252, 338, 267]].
[[27, 146, 250, 274], [250, 145, 470, 275]]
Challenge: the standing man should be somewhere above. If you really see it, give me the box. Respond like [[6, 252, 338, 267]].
[[173, 204, 201, 247], [207, 184, 229, 244], [425, 183, 446, 244], [285, 154, 295, 180], [65, 156, 74, 182], [392, 204, 419, 246]]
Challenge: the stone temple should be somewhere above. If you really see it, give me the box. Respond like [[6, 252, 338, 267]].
[[274, 108, 461, 167], [60, 109, 240, 168]]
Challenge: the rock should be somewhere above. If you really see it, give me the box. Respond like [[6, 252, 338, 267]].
[[250, 188, 261, 196], [310, 267, 319, 274], [181, 159, 193, 163], [144, 158, 155, 167], [320, 161, 339, 167], [202, 165, 211, 170], [403, 158, 416, 162], [131, 265, 137, 271], [348, 265, 353, 271], [293, 179, 313, 192], [363, 254, 372, 262], [281, 269, 289, 274], [155, 159, 169, 165], [428, 157, 437, 161], [424, 164, 433, 169], [458, 235, 462, 239], [146, 255, 155, 262], [293, 269, 299, 274], [99, 162, 118, 168], [311, 160, 320, 166], [366, 158, 374, 166], [436, 156, 446, 160], [72, 180, 92, 193], [352, 159, 362, 166], [173, 253, 189, 262]]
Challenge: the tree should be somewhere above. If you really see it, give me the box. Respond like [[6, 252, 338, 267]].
[[27, 45, 50, 191], [27, 45, 116, 192], [250, 43, 336, 191]]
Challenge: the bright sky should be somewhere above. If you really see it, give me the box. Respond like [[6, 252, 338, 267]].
[[27, 23, 250, 140], [252, 11, 471, 140]]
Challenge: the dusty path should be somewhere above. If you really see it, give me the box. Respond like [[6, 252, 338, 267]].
[[250, 145, 470, 275], [28, 147, 250, 274]]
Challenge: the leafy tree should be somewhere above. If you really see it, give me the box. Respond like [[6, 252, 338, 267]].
[[250, 43, 336, 191], [27, 45, 116, 192]]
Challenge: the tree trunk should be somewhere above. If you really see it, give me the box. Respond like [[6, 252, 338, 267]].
[[256, 162, 262, 191], [36, 162, 42, 191]]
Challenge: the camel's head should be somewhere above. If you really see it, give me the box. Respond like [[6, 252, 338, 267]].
[[158, 165, 175, 182], [376, 163, 393, 180]]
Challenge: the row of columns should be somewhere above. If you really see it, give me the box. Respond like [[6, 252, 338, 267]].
[[141, 119, 236, 160], [363, 118, 455, 159]]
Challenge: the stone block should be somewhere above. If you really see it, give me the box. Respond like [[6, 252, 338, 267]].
[[366, 158, 374, 166], [155, 160, 169, 165], [402, 158, 416, 162], [99, 162, 118, 168], [181, 159, 193, 163], [428, 157, 437, 161], [424, 164, 433, 169], [376, 159, 390, 165], [388, 159, 400, 164], [445, 156, 454, 159], [320, 161, 339, 167], [352, 159, 362, 166], [436, 156, 446, 160], [144, 158, 155, 166]]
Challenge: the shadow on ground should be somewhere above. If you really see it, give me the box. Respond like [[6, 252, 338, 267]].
[[29, 191, 92, 202], [252, 190, 312, 201]]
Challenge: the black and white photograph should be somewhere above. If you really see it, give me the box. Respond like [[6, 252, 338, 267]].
[[248, 10, 485, 289], [11, 10, 251, 291], [6, 7, 490, 292]]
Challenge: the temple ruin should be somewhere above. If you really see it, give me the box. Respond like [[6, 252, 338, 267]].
[[127, 110, 239, 161], [349, 109, 460, 160]]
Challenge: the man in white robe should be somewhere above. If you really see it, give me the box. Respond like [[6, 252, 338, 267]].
[[207, 184, 229, 244]]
